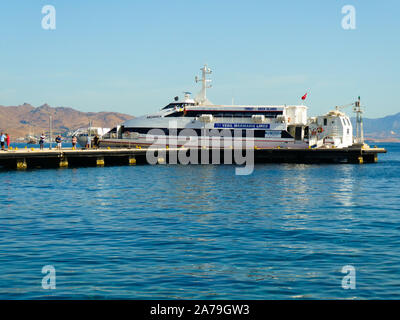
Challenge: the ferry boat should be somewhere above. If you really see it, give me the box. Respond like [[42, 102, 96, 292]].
[[100, 65, 357, 150]]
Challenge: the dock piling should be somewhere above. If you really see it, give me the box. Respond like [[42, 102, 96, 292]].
[[59, 157, 68, 168], [157, 157, 165, 164], [16, 158, 27, 170], [96, 157, 105, 167], [129, 156, 136, 165]]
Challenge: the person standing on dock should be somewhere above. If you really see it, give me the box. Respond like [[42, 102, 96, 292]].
[[55, 135, 62, 150], [39, 133, 46, 150], [0, 132, 5, 150], [93, 135, 99, 149], [6, 133, 10, 149], [72, 136, 77, 150], [86, 135, 91, 149]]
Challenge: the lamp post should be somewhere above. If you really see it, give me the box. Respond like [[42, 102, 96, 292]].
[[49, 115, 53, 150]]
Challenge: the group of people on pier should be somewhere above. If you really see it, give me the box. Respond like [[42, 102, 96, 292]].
[[0, 132, 10, 150], [54, 134, 100, 150], [0, 131, 100, 150]]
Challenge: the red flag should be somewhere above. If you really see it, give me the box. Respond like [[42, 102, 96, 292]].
[[301, 92, 308, 100]]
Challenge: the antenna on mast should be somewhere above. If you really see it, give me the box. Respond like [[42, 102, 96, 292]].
[[194, 64, 212, 105], [353, 96, 364, 145]]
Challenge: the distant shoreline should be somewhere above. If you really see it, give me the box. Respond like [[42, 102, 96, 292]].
[[366, 138, 400, 143]]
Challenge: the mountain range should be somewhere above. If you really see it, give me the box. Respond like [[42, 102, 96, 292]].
[[351, 112, 400, 142], [0, 103, 133, 139], [357, 112, 400, 142]]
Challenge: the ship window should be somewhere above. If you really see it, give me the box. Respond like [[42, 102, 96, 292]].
[[182, 110, 283, 118], [254, 130, 265, 138], [323, 118, 327, 126], [304, 127, 309, 139], [295, 126, 302, 140], [165, 111, 184, 117], [281, 130, 294, 139], [162, 103, 177, 110], [124, 128, 272, 138]]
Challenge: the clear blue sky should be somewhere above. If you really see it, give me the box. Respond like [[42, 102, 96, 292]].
[[0, 0, 398, 118]]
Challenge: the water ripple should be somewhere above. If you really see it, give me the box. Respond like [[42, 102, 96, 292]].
[[0, 143, 399, 299]]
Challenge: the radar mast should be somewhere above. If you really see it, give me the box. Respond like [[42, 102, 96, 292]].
[[194, 65, 212, 105]]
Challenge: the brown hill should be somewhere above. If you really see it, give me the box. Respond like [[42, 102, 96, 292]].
[[0, 103, 134, 140]]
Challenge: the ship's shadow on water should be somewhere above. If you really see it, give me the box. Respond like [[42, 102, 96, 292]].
[[0, 143, 399, 299]]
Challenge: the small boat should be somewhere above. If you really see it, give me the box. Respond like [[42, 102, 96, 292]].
[[72, 125, 110, 147], [26, 135, 38, 144]]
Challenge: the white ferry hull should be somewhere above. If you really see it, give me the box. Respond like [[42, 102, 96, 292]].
[[99, 136, 309, 149]]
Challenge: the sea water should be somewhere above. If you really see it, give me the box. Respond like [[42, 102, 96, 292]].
[[0, 143, 399, 299]]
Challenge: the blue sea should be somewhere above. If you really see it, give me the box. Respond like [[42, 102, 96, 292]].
[[0, 143, 399, 299]]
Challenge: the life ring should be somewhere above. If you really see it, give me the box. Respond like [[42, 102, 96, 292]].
[[317, 127, 324, 133]]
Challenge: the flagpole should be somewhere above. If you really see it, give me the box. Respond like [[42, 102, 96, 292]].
[[300, 89, 310, 105], [300, 92, 307, 106]]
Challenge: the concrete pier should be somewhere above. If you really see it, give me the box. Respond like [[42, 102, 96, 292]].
[[0, 148, 148, 169], [0, 145, 387, 170]]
